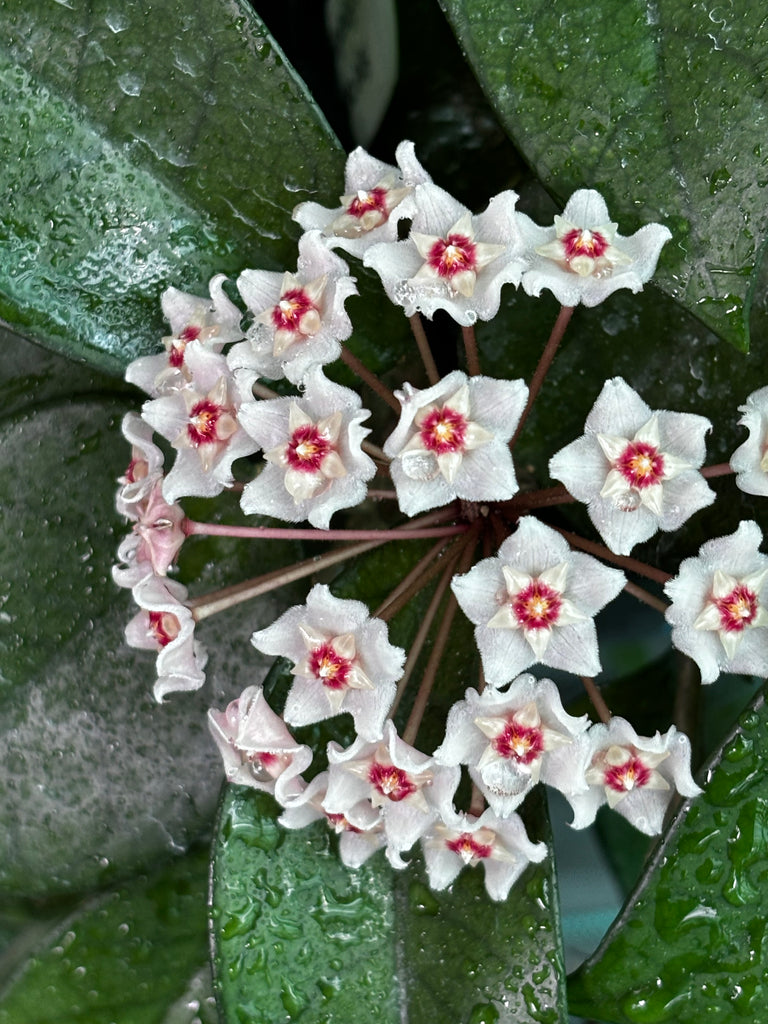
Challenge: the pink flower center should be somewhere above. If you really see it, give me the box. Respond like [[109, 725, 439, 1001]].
[[148, 610, 181, 648], [326, 812, 362, 834], [419, 407, 468, 454], [445, 833, 493, 860], [272, 288, 319, 334], [562, 228, 609, 261], [368, 762, 416, 802], [124, 456, 149, 484], [426, 233, 477, 279], [285, 425, 334, 473], [187, 399, 228, 446], [169, 324, 201, 368], [308, 643, 352, 690], [346, 187, 389, 220], [615, 441, 665, 488], [714, 584, 760, 633], [246, 750, 289, 782], [492, 720, 545, 765], [604, 755, 652, 793], [512, 581, 562, 630]]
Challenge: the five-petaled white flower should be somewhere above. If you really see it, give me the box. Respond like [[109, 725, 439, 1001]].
[[126, 274, 243, 396], [278, 772, 388, 869], [731, 385, 768, 497], [250, 584, 404, 741], [207, 686, 312, 803], [664, 520, 768, 683], [364, 182, 525, 326], [565, 717, 701, 835], [124, 575, 207, 701], [237, 369, 376, 528], [420, 783, 546, 901], [292, 140, 431, 257], [324, 721, 460, 865], [434, 675, 590, 817], [115, 413, 165, 518], [383, 370, 527, 516], [451, 517, 626, 685], [549, 377, 715, 555], [233, 231, 358, 385], [141, 342, 257, 503], [518, 190, 671, 307]]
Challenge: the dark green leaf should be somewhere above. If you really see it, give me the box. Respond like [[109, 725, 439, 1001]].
[[438, 0, 768, 350], [211, 787, 567, 1024], [0, 0, 343, 372], [0, 849, 211, 1024], [0, 331, 298, 898], [569, 686, 768, 1023]]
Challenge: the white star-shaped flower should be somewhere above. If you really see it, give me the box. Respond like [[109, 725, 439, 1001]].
[[278, 772, 388, 869], [292, 140, 431, 257], [324, 721, 460, 865], [664, 521, 768, 682], [364, 182, 526, 326], [237, 369, 376, 528], [115, 413, 165, 518], [126, 274, 243, 396], [421, 782, 546, 901], [141, 342, 257, 503], [731, 385, 768, 496], [125, 575, 207, 701], [383, 370, 527, 515], [250, 584, 404, 741], [451, 516, 626, 685], [565, 718, 701, 835], [518, 190, 671, 307], [549, 377, 715, 554], [232, 231, 358, 385], [434, 675, 590, 817], [207, 686, 312, 804]]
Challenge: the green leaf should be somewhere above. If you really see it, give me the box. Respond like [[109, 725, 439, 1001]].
[[0, 330, 299, 898], [211, 787, 567, 1024], [0, 0, 343, 372], [0, 849, 211, 1024], [438, 0, 768, 351], [568, 686, 768, 1023]]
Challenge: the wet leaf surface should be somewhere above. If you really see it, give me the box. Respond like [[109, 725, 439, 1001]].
[[0, 331, 297, 898], [0, 0, 343, 371], [211, 788, 567, 1024], [569, 686, 768, 1023], [439, 0, 768, 351], [0, 849, 211, 1024]]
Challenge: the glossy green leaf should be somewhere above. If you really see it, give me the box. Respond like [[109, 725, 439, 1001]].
[[211, 787, 566, 1024], [0, 330, 299, 897], [438, 0, 768, 351], [0, 849, 211, 1023], [0, 0, 343, 372], [569, 686, 768, 1023]]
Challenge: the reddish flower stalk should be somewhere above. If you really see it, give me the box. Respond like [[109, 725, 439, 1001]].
[[581, 676, 611, 724], [462, 324, 481, 377], [701, 462, 734, 479], [401, 530, 480, 745], [340, 344, 401, 411], [553, 524, 672, 586], [509, 305, 574, 449], [409, 313, 440, 385], [375, 537, 457, 620], [183, 519, 469, 543], [389, 531, 477, 716], [623, 580, 670, 614]]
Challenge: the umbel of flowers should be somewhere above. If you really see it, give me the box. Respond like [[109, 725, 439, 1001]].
[[114, 141, 768, 901]]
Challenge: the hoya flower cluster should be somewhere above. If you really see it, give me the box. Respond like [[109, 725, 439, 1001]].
[[114, 141, 768, 901]]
